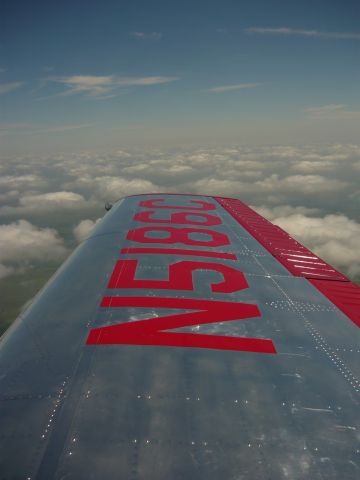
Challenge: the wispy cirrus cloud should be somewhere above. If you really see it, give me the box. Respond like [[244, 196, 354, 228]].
[[305, 104, 360, 119], [207, 83, 262, 93], [45, 74, 178, 97], [130, 31, 163, 40], [245, 27, 360, 40], [0, 81, 24, 94]]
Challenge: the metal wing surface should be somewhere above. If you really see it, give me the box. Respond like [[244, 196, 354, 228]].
[[0, 194, 359, 479]]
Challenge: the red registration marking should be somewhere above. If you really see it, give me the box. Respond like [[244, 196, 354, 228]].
[[86, 296, 276, 354], [120, 248, 237, 260], [139, 198, 216, 210], [127, 226, 230, 247], [134, 211, 222, 226], [108, 259, 247, 293], [86, 196, 276, 354]]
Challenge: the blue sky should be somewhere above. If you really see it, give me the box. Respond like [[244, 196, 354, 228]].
[[1, 0, 360, 153]]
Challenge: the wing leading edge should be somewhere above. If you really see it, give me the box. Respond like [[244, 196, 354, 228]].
[[0, 193, 359, 480]]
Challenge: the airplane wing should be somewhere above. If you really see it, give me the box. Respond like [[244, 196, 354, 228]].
[[0, 193, 359, 479]]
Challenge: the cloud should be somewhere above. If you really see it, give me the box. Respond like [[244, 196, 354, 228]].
[[245, 27, 360, 40], [192, 177, 248, 195], [254, 205, 321, 219], [305, 104, 360, 120], [190, 173, 347, 202], [207, 83, 262, 93], [130, 31, 162, 40], [1, 144, 359, 269], [46, 74, 178, 97], [66, 176, 160, 202], [122, 162, 195, 184], [255, 174, 348, 194], [290, 160, 337, 173], [0, 191, 88, 215], [28, 143, 356, 216], [0, 174, 46, 190], [255, 208, 360, 277], [73, 218, 101, 243], [0, 190, 19, 203], [0, 81, 23, 94], [20, 191, 87, 209], [0, 220, 68, 278]]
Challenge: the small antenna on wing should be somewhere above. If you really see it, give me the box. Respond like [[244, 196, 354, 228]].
[[105, 202, 113, 211]]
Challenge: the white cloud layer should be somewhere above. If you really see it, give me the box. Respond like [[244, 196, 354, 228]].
[[0, 143, 359, 281]]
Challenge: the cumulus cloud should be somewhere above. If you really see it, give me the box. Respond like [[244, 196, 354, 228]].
[[21, 191, 86, 209], [0, 191, 88, 215], [0, 220, 68, 278], [255, 207, 360, 277], [254, 205, 321, 219], [192, 177, 248, 196], [256, 174, 348, 194], [121, 161, 196, 184], [0, 174, 46, 190], [290, 160, 337, 173], [190, 174, 347, 202], [1, 143, 359, 281], [73, 218, 101, 243], [65, 176, 160, 202], [1, 144, 358, 206], [245, 27, 360, 40]]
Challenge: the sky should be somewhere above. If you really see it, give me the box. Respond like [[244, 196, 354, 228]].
[[1, 0, 360, 153], [0, 1, 359, 332]]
